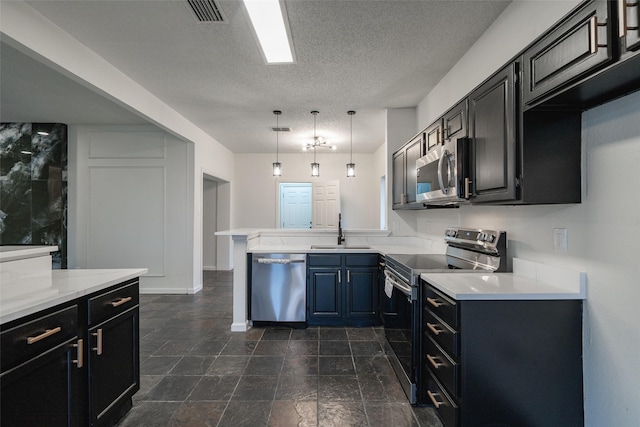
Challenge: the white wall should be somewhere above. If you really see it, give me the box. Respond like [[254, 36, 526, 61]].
[[1, 0, 236, 290], [417, 0, 581, 126], [202, 179, 218, 270], [69, 125, 195, 293], [412, 1, 639, 425], [232, 152, 378, 230], [385, 108, 419, 235]]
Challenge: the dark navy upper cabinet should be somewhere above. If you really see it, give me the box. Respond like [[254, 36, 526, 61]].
[[620, 0, 640, 53], [468, 63, 518, 204], [523, 0, 613, 108]]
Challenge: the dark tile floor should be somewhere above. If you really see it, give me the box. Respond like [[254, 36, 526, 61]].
[[118, 271, 442, 427]]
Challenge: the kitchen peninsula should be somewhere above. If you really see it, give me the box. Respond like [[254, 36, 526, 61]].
[[0, 246, 147, 426]]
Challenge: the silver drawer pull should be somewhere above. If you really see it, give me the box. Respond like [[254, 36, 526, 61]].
[[26, 327, 62, 344], [427, 390, 443, 409], [427, 322, 443, 335], [111, 296, 132, 307], [426, 297, 443, 308], [427, 354, 443, 369]]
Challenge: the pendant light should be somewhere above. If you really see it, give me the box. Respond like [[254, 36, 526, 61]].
[[347, 110, 356, 177], [272, 110, 282, 176], [311, 111, 320, 177]]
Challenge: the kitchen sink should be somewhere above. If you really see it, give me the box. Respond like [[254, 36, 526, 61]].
[[310, 245, 371, 250]]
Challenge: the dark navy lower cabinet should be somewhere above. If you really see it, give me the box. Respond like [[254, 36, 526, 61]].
[[422, 282, 584, 427], [0, 278, 141, 427], [307, 253, 380, 326]]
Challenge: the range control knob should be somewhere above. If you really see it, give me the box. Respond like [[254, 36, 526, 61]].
[[486, 234, 495, 243]]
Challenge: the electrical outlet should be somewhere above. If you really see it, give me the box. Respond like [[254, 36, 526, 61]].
[[553, 228, 568, 252]]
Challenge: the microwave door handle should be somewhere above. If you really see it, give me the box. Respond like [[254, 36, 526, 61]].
[[437, 150, 448, 195]]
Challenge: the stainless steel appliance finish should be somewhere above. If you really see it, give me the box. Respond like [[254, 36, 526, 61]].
[[251, 253, 306, 322], [382, 227, 507, 405], [416, 138, 469, 205]]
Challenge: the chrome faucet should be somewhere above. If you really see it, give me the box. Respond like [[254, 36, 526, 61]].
[[337, 213, 345, 245]]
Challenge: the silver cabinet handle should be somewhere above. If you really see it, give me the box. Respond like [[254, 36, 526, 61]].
[[27, 327, 61, 345], [427, 354, 443, 369], [73, 339, 84, 368], [426, 297, 443, 308], [347, 269, 351, 283], [338, 269, 341, 284], [619, 0, 628, 38], [427, 322, 443, 335], [427, 390, 443, 409], [111, 296, 132, 307], [92, 328, 103, 355]]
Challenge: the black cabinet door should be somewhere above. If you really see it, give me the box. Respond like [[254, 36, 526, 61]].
[[443, 99, 467, 142], [307, 269, 342, 325], [345, 267, 379, 325], [523, 0, 613, 106], [404, 135, 423, 205], [88, 306, 139, 426], [425, 120, 442, 151], [621, 0, 640, 52], [392, 150, 405, 208], [1, 338, 81, 427], [468, 63, 518, 203]]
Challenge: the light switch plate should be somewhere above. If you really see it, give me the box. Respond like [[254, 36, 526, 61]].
[[553, 228, 568, 252]]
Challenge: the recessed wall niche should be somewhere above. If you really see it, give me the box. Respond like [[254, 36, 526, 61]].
[[0, 123, 68, 268]]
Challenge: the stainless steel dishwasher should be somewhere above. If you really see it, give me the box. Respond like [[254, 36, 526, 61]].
[[251, 253, 306, 323]]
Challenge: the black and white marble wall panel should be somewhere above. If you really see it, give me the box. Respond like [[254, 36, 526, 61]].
[[0, 123, 67, 268]]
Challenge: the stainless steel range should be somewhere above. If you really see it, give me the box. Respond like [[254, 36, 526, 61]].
[[382, 227, 507, 404]]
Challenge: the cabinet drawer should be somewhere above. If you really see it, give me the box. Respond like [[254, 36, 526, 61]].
[[308, 254, 342, 267], [425, 371, 458, 427], [344, 254, 378, 267], [424, 335, 459, 399], [88, 280, 139, 326], [1, 305, 78, 371], [424, 285, 458, 328], [425, 311, 459, 357]]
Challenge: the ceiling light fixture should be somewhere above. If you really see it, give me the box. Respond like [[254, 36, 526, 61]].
[[302, 135, 336, 151], [273, 110, 282, 176], [311, 111, 320, 177], [242, 0, 295, 64], [347, 110, 356, 178]]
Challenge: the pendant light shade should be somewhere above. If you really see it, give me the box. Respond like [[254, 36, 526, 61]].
[[311, 111, 320, 177], [273, 110, 282, 176], [347, 110, 356, 177]]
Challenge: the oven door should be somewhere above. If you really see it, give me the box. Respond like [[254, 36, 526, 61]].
[[416, 138, 469, 205], [383, 269, 419, 404]]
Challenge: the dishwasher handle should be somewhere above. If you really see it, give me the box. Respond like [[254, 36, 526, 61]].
[[254, 258, 305, 264]]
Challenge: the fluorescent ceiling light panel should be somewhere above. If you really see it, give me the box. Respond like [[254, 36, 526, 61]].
[[243, 0, 295, 63]]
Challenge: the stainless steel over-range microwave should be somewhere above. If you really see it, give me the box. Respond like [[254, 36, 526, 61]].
[[416, 138, 469, 205]]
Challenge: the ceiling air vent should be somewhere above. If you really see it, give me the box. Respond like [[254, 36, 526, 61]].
[[187, 0, 225, 22], [272, 127, 291, 132]]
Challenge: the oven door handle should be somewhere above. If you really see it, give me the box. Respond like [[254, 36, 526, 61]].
[[384, 270, 413, 297]]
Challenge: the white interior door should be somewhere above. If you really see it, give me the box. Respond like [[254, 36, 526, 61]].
[[312, 180, 340, 229], [280, 183, 312, 228]]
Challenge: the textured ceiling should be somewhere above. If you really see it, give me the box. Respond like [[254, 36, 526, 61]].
[[3, 0, 511, 153]]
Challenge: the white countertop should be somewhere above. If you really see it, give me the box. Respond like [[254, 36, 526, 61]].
[[0, 245, 58, 262], [1, 268, 148, 325], [421, 258, 586, 300]]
